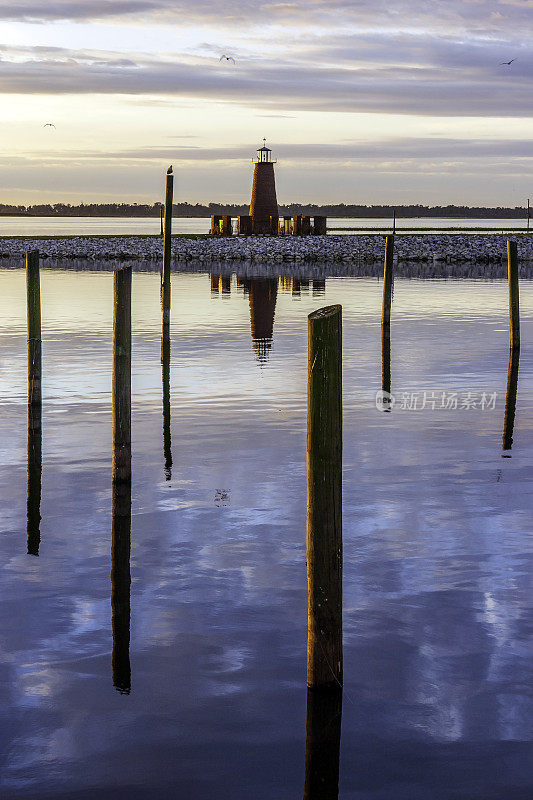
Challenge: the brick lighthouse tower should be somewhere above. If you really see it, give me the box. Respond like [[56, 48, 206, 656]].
[[249, 140, 278, 234]]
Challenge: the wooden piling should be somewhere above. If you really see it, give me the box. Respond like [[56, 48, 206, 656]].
[[307, 305, 342, 689], [26, 250, 42, 555], [111, 265, 132, 689], [111, 478, 131, 693], [303, 686, 342, 800], [238, 215, 253, 235], [112, 266, 132, 484], [160, 206, 164, 236], [26, 250, 41, 409], [313, 216, 327, 236], [381, 235, 394, 330], [507, 241, 520, 350], [162, 168, 174, 345], [502, 347, 520, 456]]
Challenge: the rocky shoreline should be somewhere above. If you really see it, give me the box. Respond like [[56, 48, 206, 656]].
[[1, 233, 532, 266]]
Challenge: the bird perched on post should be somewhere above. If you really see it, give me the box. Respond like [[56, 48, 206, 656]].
[[499, 59, 516, 65], [219, 55, 235, 63], [167, 165, 173, 174]]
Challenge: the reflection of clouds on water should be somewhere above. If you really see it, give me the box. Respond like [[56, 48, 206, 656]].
[[0, 268, 532, 795], [205, 645, 252, 676]]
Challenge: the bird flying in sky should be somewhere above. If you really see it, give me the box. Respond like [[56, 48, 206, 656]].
[[219, 55, 235, 63], [499, 59, 516, 65], [43, 123, 56, 128]]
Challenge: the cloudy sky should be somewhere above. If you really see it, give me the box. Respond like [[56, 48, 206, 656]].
[[0, 0, 532, 205]]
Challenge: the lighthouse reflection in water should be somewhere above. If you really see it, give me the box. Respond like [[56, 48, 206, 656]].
[[210, 273, 325, 363]]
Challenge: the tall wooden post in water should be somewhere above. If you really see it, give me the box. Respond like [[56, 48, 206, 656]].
[[307, 305, 342, 689], [507, 241, 520, 351], [380, 236, 394, 412], [111, 265, 132, 691], [26, 251, 41, 410], [26, 250, 42, 555], [113, 266, 132, 484], [381, 235, 394, 330], [162, 167, 174, 347]]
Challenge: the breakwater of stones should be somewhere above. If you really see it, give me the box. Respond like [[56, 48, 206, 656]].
[[1, 234, 533, 271]]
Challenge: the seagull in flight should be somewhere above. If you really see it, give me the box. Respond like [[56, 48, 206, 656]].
[[499, 59, 516, 65], [43, 123, 56, 128], [219, 55, 235, 63]]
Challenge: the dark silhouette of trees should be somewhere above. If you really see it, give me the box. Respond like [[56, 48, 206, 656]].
[[0, 202, 529, 219]]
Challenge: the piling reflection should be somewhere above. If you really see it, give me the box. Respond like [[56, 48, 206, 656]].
[[111, 479, 132, 694], [381, 325, 392, 412], [210, 274, 231, 295], [502, 347, 520, 456], [162, 337, 172, 480], [312, 279, 326, 297], [278, 277, 325, 297], [27, 404, 42, 556], [303, 686, 342, 800]]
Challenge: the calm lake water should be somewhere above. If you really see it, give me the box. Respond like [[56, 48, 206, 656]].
[[0, 216, 530, 236], [0, 265, 532, 799]]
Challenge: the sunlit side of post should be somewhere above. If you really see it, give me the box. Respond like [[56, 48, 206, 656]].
[[307, 305, 343, 689]]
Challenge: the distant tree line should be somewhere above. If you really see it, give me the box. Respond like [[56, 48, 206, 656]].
[[0, 201, 530, 218]]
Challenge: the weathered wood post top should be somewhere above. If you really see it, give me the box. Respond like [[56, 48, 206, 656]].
[[507, 240, 520, 351], [26, 250, 42, 410]]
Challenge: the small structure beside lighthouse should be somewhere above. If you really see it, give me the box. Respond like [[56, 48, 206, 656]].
[[249, 140, 278, 234]]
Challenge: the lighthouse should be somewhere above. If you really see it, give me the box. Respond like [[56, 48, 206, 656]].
[[249, 140, 279, 234]]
